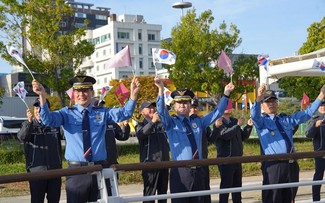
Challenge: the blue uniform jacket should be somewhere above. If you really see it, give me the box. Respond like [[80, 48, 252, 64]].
[[40, 99, 136, 162], [251, 98, 322, 155], [156, 95, 228, 160]]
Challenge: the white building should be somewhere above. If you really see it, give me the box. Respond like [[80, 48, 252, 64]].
[[78, 14, 163, 94]]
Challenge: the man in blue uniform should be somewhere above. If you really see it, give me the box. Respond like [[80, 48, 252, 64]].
[[32, 75, 141, 203], [212, 108, 253, 203], [251, 83, 325, 203], [136, 101, 170, 203], [154, 77, 234, 203], [305, 100, 325, 201], [18, 99, 63, 203]]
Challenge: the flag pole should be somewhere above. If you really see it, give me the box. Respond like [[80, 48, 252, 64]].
[[23, 64, 35, 80], [154, 62, 158, 77], [21, 99, 29, 109]]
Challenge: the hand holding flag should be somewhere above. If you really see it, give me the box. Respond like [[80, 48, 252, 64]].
[[13, 81, 29, 109], [7, 46, 35, 80]]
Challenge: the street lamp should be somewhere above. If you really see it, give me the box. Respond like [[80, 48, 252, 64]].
[[172, 1, 192, 17]]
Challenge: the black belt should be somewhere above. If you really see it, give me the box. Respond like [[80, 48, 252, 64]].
[[68, 161, 105, 167]]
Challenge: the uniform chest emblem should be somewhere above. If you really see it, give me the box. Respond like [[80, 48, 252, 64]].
[[271, 131, 275, 136], [192, 122, 198, 128], [96, 114, 102, 121]]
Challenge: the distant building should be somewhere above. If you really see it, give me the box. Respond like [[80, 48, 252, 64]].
[[78, 14, 162, 95], [63, 0, 110, 32], [0, 72, 50, 97]]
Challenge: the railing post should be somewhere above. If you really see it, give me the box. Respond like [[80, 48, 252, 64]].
[[96, 168, 122, 203]]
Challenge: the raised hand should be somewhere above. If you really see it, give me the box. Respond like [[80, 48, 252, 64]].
[[224, 82, 234, 96], [130, 76, 141, 100]]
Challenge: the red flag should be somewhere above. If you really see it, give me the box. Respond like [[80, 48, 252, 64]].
[[226, 98, 233, 110], [217, 50, 233, 74], [301, 92, 310, 109], [65, 87, 74, 101], [114, 83, 130, 105], [106, 45, 132, 69]]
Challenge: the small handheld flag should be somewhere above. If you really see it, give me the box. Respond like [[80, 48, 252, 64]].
[[106, 45, 133, 74], [7, 46, 35, 80], [152, 48, 176, 76], [114, 83, 130, 106], [301, 92, 310, 110], [99, 86, 113, 105], [257, 54, 270, 72], [217, 50, 233, 74], [65, 87, 74, 101], [13, 81, 29, 109], [163, 87, 173, 106]]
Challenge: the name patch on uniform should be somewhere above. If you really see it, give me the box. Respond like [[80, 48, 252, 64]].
[[192, 122, 198, 128], [96, 114, 102, 121]]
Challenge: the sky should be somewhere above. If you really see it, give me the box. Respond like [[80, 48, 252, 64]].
[[0, 0, 324, 73]]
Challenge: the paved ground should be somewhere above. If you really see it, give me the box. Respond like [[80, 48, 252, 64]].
[[0, 170, 324, 203]]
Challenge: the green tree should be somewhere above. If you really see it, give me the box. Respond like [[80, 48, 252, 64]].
[[0, 0, 94, 107], [279, 17, 325, 99], [161, 9, 258, 100], [102, 76, 158, 120], [0, 87, 4, 107]]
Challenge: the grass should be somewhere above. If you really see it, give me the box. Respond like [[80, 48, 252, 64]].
[[0, 139, 316, 197]]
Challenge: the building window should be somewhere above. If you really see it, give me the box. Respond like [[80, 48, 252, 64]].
[[122, 75, 128, 78], [96, 52, 99, 58], [103, 63, 106, 69], [95, 15, 107, 20], [148, 34, 155, 41], [138, 32, 142, 40], [140, 72, 144, 75], [97, 65, 99, 71], [75, 12, 87, 18], [149, 48, 153, 56], [103, 49, 106, 56], [150, 62, 155, 68], [139, 58, 143, 69], [75, 23, 85, 28], [101, 34, 109, 43], [104, 77, 107, 83], [118, 32, 130, 39], [93, 37, 100, 45], [139, 44, 142, 55]]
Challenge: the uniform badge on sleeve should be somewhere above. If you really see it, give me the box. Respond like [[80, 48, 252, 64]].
[[192, 122, 198, 128], [96, 114, 102, 122]]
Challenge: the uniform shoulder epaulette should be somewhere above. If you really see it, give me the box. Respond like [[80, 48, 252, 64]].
[[279, 113, 288, 117], [67, 106, 77, 110], [171, 114, 177, 117], [92, 106, 104, 109], [190, 114, 199, 119]]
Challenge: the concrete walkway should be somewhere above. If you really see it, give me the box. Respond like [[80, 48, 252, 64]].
[[0, 170, 324, 203]]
